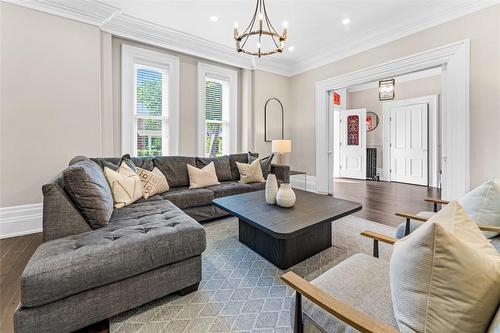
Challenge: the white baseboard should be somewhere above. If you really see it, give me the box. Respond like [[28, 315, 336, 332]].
[[290, 175, 317, 193], [0, 204, 43, 239]]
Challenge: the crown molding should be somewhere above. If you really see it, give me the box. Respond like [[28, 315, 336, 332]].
[[101, 13, 257, 71], [3, 0, 498, 77], [288, 1, 499, 76], [2, 0, 121, 26], [347, 66, 442, 93]]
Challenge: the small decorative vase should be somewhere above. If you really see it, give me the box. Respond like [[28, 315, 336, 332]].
[[265, 174, 278, 204], [276, 183, 296, 208]]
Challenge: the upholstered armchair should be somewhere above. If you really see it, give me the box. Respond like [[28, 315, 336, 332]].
[[281, 218, 500, 333]]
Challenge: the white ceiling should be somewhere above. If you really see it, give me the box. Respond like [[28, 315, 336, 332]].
[[7, 0, 499, 75]]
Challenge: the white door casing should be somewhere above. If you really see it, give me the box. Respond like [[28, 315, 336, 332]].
[[340, 109, 366, 180], [389, 103, 428, 185], [315, 40, 469, 199], [383, 95, 439, 187]]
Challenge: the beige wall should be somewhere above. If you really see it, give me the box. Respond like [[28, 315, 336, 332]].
[[252, 70, 290, 158], [0, 3, 102, 207], [347, 75, 441, 168], [288, 5, 500, 188]]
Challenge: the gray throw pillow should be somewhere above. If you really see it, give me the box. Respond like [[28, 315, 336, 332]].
[[249, 152, 274, 180], [229, 153, 249, 180], [94, 154, 137, 171], [63, 158, 114, 228], [196, 156, 233, 182]]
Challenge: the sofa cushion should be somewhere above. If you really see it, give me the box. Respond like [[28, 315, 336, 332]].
[[63, 158, 114, 228], [205, 181, 253, 198], [229, 153, 249, 180], [196, 155, 233, 182], [187, 162, 220, 189], [20, 198, 206, 308], [300, 253, 397, 333], [104, 163, 143, 208], [249, 152, 274, 180], [153, 156, 196, 188], [161, 187, 214, 209], [91, 154, 136, 172], [247, 181, 266, 191], [136, 167, 170, 199]]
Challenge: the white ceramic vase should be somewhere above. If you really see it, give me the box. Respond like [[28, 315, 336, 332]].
[[265, 174, 278, 204], [276, 183, 296, 208]]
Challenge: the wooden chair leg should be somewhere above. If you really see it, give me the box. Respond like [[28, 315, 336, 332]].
[[294, 292, 304, 333]]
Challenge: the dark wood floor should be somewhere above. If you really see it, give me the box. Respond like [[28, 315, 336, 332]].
[[0, 180, 439, 333]]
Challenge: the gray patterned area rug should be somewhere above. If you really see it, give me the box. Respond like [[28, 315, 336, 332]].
[[111, 215, 396, 333]]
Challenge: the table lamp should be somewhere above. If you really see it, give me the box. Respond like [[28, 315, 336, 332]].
[[272, 139, 291, 165]]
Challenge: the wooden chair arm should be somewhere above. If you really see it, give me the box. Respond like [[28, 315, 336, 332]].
[[478, 225, 500, 233], [424, 197, 449, 212], [360, 231, 397, 245], [424, 197, 449, 205], [281, 272, 399, 333], [360, 231, 396, 258], [395, 212, 429, 222]]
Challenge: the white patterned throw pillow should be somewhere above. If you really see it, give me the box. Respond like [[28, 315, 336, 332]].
[[236, 158, 265, 184], [390, 201, 500, 333], [459, 178, 500, 238], [104, 163, 143, 208], [136, 167, 169, 199], [187, 162, 220, 189]]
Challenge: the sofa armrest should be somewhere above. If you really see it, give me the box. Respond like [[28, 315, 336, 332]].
[[271, 164, 290, 183], [281, 272, 399, 333], [42, 183, 91, 242]]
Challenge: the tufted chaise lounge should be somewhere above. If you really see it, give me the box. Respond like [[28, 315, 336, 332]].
[[14, 153, 289, 333]]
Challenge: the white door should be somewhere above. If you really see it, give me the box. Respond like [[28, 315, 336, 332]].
[[390, 103, 428, 185], [340, 109, 366, 179]]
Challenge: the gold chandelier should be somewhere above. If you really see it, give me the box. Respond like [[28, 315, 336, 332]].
[[233, 0, 288, 58]]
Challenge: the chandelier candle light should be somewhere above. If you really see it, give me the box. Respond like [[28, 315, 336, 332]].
[[234, 0, 288, 57]]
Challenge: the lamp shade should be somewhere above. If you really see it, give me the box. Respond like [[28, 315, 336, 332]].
[[272, 140, 291, 153]]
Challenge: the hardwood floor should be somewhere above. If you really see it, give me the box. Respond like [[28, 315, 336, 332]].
[[0, 180, 439, 333]]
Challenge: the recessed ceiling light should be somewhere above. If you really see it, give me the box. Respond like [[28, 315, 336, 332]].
[[209, 16, 219, 22], [342, 18, 351, 25], [288, 46, 295, 52]]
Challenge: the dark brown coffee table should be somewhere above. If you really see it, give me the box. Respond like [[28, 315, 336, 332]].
[[213, 189, 362, 269]]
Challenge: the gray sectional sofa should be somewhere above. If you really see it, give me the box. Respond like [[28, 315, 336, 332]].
[[14, 153, 289, 333]]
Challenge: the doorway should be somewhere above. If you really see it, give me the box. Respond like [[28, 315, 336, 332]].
[[316, 40, 470, 200]]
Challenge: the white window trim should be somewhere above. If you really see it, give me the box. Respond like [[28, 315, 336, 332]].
[[197, 62, 238, 157], [121, 44, 180, 156]]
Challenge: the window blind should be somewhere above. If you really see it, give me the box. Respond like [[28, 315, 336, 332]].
[[205, 80, 224, 157], [135, 67, 168, 157]]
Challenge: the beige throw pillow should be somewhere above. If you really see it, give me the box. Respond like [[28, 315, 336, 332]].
[[390, 201, 500, 333], [136, 167, 170, 199], [236, 158, 265, 184], [187, 162, 220, 189], [104, 163, 143, 208]]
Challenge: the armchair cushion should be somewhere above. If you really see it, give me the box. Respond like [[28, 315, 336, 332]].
[[299, 253, 397, 333], [390, 201, 500, 333], [459, 178, 500, 238]]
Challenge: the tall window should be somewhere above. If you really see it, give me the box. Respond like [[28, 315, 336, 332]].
[[198, 63, 238, 157], [205, 79, 228, 157], [135, 66, 167, 156], [122, 45, 179, 156]]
